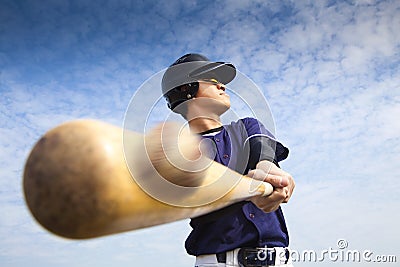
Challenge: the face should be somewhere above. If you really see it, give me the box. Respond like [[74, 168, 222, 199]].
[[194, 79, 231, 114]]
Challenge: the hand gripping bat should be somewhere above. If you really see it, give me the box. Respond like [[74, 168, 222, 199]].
[[23, 120, 273, 239]]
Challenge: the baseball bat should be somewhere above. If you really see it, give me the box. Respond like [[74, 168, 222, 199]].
[[23, 119, 273, 239]]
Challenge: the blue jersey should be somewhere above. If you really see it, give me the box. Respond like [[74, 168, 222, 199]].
[[185, 117, 290, 256]]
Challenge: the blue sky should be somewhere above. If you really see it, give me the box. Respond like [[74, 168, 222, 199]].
[[1, 0, 399, 266]]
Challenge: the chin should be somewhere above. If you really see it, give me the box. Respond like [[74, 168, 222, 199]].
[[215, 104, 230, 116]]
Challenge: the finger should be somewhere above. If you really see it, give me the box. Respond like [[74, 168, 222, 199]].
[[247, 169, 268, 181], [256, 160, 274, 173], [263, 174, 289, 188], [251, 190, 286, 211], [260, 188, 286, 202], [282, 187, 290, 203], [257, 162, 291, 183], [247, 169, 289, 188]]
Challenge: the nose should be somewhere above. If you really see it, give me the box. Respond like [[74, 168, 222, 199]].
[[217, 83, 226, 91]]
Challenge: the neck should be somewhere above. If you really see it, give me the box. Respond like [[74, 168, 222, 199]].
[[188, 116, 222, 134]]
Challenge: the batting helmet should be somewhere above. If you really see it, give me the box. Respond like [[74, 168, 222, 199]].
[[162, 53, 236, 111]]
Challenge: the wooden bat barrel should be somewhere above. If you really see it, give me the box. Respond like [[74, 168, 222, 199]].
[[23, 120, 273, 239]]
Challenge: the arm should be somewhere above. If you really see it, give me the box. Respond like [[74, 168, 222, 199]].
[[241, 118, 294, 212]]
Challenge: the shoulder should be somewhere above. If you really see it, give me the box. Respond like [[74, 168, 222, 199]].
[[236, 117, 275, 139], [240, 117, 260, 127], [226, 117, 259, 129]]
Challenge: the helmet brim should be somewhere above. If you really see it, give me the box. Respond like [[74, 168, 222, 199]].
[[189, 62, 236, 85], [162, 61, 236, 95]]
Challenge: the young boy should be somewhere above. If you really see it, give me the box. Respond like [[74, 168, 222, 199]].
[[162, 53, 295, 267]]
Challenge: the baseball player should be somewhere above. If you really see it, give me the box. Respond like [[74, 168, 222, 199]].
[[162, 53, 295, 267]]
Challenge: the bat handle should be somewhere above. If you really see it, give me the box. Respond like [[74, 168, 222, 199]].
[[237, 179, 274, 200], [260, 181, 274, 197]]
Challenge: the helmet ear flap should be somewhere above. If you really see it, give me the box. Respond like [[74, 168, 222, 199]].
[[164, 82, 199, 112], [181, 82, 199, 100]]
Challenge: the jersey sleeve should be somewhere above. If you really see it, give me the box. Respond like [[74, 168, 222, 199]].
[[241, 117, 289, 169]]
